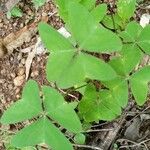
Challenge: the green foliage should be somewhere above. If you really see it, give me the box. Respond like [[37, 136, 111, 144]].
[[32, 0, 46, 9], [102, 0, 137, 30], [7, 6, 23, 19], [39, 2, 122, 88], [78, 84, 121, 122], [1, 80, 82, 150], [117, 0, 136, 22], [130, 66, 150, 105], [74, 133, 86, 144], [55, 0, 106, 23], [2, 1, 150, 149]]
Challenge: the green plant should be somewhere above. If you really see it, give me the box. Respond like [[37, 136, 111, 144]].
[[102, 0, 137, 30], [7, 6, 23, 19], [32, 0, 46, 9], [54, 0, 107, 23], [1, 80, 82, 149], [39, 2, 122, 88], [1, 0, 150, 149]]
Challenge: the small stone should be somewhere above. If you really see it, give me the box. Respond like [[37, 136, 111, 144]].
[[31, 70, 39, 77], [17, 67, 25, 76], [10, 73, 16, 78], [16, 94, 21, 99], [8, 84, 13, 90], [15, 88, 20, 94], [0, 79, 5, 84], [14, 75, 25, 86]]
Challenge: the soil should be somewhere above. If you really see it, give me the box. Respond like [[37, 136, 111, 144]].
[[0, 0, 150, 150]]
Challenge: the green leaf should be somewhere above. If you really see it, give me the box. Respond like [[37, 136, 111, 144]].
[[103, 77, 128, 108], [117, 0, 136, 21], [46, 51, 117, 88], [137, 25, 150, 55], [10, 6, 23, 18], [11, 117, 73, 150], [120, 21, 143, 43], [54, 0, 81, 21], [68, 2, 122, 52], [74, 133, 86, 144], [80, 0, 96, 10], [109, 44, 142, 76], [130, 66, 150, 105], [32, 0, 46, 9], [81, 53, 117, 81], [91, 4, 107, 23], [120, 22, 150, 55], [38, 22, 73, 52], [42, 86, 82, 133], [78, 84, 121, 122], [46, 50, 85, 88], [1, 80, 42, 124]]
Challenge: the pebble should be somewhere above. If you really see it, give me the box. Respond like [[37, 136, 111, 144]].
[[17, 67, 25, 76], [31, 70, 39, 77], [13, 75, 25, 86], [10, 73, 16, 78]]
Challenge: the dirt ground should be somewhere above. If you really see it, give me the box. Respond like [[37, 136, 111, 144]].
[[0, 0, 150, 150]]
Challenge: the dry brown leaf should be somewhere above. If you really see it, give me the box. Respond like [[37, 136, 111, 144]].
[[0, 16, 48, 58]]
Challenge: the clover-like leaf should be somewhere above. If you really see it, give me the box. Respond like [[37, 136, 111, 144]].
[[117, 0, 136, 21], [103, 77, 128, 108], [78, 84, 121, 122], [91, 3, 107, 23], [120, 22, 150, 55], [38, 23, 73, 52], [130, 66, 150, 106], [46, 50, 117, 88], [1, 80, 42, 124], [137, 25, 150, 55], [80, 0, 96, 10], [68, 2, 122, 52], [42, 86, 82, 133], [109, 44, 142, 76], [102, 14, 123, 30], [120, 21, 143, 43], [11, 117, 73, 150]]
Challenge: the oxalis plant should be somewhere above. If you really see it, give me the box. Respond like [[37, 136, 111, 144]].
[[1, 0, 150, 150]]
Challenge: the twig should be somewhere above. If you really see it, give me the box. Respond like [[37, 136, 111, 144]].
[[118, 138, 150, 149], [84, 128, 114, 133], [73, 144, 103, 150], [58, 88, 78, 100]]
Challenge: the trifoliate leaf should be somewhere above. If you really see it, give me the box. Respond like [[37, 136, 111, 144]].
[[11, 118, 73, 150], [38, 23, 73, 52], [91, 4, 107, 23], [117, 0, 136, 21], [103, 77, 128, 108], [120, 22, 150, 55], [120, 21, 143, 43], [68, 2, 122, 52], [130, 66, 150, 106], [109, 44, 142, 76], [1, 80, 42, 124], [138, 25, 150, 55], [46, 51, 117, 88], [78, 84, 121, 122], [42, 86, 82, 133], [80, 0, 96, 10]]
